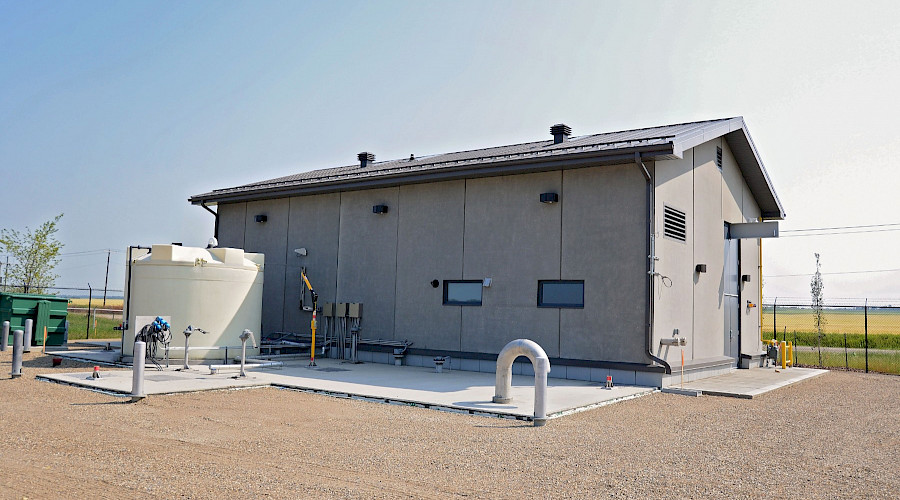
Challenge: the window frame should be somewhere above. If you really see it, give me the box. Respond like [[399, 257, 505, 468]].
[[442, 280, 484, 306], [537, 280, 584, 309]]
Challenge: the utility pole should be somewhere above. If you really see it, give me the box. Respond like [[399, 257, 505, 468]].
[[3, 256, 7, 292], [103, 249, 110, 306]]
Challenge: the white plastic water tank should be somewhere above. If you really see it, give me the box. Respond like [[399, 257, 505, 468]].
[[122, 244, 264, 361]]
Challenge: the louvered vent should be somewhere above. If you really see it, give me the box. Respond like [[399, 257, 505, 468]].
[[716, 146, 723, 170], [663, 205, 687, 242]]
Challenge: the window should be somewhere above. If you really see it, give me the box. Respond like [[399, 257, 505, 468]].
[[538, 280, 584, 308], [443, 280, 483, 306]]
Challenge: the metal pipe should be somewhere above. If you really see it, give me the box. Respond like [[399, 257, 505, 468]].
[[11, 330, 23, 378], [131, 341, 146, 401], [1, 320, 8, 351], [492, 339, 551, 426], [208, 361, 282, 374], [636, 153, 672, 375], [23, 318, 33, 353]]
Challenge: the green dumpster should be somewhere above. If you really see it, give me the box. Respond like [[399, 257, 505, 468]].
[[0, 293, 69, 347]]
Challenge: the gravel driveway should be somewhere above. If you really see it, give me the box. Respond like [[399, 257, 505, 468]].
[[1, 350, 897, 499]]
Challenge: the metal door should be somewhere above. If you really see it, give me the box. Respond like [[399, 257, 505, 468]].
[[724, 224, 740, 364]]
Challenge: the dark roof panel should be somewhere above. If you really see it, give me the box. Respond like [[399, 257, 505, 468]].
[[190, 117, 784, 219]]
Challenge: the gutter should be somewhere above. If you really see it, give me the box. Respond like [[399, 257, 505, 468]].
[[200, 202, 218, 239], [636, 153, 672, 374]]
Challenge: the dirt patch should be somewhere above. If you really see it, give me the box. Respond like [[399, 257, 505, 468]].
[[1, 350, 898, 498]]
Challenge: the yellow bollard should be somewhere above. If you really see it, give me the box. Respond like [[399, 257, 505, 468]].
[[780, 341, 787, 369], [786, 342, 793, 367]]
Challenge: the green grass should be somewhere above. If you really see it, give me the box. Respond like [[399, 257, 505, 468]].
[[793, 348, 900, 375], [66, 312, 122, 341], [763, 330, 900, 350]]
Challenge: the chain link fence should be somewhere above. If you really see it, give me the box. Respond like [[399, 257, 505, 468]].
[[763, 299, 900, 375], [0, 285, 125, 341]]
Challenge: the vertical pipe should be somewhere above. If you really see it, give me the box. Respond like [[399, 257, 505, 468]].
[[1, 320, 9, 351], [533, 363, 548, 427], [239, 337, 247, 377], [23, 318, 33, 353], [131, 341, 146, 401], [183, 333, 191, 370], [11, 330, 24, 378], [780, 340, 786, 369]]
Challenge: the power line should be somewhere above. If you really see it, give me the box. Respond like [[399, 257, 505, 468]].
[[781, 222, 900, 233], [59, 249, 125, 256], [779, 228, 900, 238], [764, 268, 900, 278]]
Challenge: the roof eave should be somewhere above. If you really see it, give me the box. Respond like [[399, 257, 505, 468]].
[[189, 143, 677, 206]]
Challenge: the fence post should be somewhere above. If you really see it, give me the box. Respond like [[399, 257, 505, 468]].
[[773, 298, 777, 342], [864, 299, 868, 373], [844, 332, 848, 370], [793, 330, 797, 366], [86, 284, 92, 340]]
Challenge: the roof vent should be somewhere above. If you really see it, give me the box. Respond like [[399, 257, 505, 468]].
[[550, 123, 572, 144], [358, 152, 375, 168]]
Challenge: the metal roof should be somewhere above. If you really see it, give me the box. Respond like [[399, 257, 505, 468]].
[[190, 117, 784, 219]]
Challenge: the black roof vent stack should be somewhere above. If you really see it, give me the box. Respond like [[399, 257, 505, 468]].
[[358, 152, 375, 168], [550, 123, 572, 144]]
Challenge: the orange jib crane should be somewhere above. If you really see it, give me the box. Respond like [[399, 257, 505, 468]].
[[301, 268, 319, 367]]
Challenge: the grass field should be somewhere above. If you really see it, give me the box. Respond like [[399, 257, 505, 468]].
[[762, 306, 900, 335], [66, 312, 121, 341], [793, 348, 900, 374]]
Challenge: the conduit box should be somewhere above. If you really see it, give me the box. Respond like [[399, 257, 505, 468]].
[[321, 303, 334, 317], [334, 303, 347, 318], [348, 303, 363, 318]]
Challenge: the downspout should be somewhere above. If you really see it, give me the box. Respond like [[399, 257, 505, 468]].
[[636, 153, 672, 374], [200, 201, 219, 239]]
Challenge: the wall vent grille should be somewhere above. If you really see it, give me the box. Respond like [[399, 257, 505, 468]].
[[663, 205, 687, 242], [716, 146, 723, 170]]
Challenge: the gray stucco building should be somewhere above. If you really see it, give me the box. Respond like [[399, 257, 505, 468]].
[[190, 117, 783, 387]]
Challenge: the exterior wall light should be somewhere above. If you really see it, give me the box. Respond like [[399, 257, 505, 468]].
[[742, 274, 752, 282], [540, 192, 559, 204], [255, 214, 267, 223], [482, 278, 492, 287], [372, 204, 389, 214], [695, 264, 707, 273]]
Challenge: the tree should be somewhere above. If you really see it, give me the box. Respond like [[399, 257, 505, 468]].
[[0, 214, 64, 294], [810, 252, 826, 366]]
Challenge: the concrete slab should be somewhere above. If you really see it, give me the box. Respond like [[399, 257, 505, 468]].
[[679, 366, 828, 399], [38, 358, 656, 422]]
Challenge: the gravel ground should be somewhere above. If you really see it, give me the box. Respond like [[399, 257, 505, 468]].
[[1, 348, 898, 499]]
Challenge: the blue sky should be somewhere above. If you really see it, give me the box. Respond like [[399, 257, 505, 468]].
[[1, 0, 898, 301]]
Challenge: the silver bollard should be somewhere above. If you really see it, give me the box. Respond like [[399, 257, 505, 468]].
[[23, 318, 33, 353], [1, 320, 9, 351], [131, 341, 146, 402], [11, 330, 24, 378]]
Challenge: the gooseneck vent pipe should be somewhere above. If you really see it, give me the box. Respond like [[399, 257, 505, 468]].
[[492, 339, 551, 426], [636, 153, 672, 375]]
